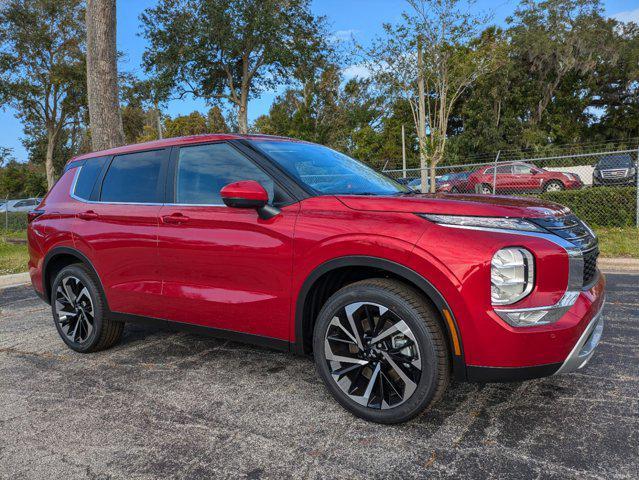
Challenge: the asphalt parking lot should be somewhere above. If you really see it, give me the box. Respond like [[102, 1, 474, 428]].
[[1, 273, 637, 480]]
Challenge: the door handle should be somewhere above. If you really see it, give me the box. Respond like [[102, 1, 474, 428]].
[[162, 213, 190, 224], [78, 210, 99, 220]]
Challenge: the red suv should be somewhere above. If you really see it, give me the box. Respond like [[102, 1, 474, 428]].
[[467, 162, 583, 194], [27, 135, 604, 424]]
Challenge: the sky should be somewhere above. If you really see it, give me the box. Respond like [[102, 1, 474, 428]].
[[1, 0, 638, 163]]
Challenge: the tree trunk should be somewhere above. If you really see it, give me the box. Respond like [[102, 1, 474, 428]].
[[86, 0, 125, 151], [237, 85, 249, 134], [155, 100, 163, 139], [417, 38, 428, 194], [45, 129, 58, 190]]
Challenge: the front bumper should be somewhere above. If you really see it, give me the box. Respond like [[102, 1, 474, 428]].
[[554, 304, 604, 374], [467, 287, 605, 382]]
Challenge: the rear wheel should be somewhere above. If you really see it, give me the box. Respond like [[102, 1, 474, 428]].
[[543, 180, 565, 192], [313, 278, 450, 424], [479, 183, 493, 194], [51, 264, 123, 353]]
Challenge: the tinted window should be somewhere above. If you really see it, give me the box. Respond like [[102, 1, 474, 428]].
[[597, 155, 633, 168], [100, 150, 165, 203], [252, 140, 408, 195], [176, 143, 283, 205], [74, 156, 108, 200]]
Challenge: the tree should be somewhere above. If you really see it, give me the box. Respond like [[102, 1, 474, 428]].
[[0, 0, 86, 190], [362, 0, 500, 191], [141, 0, 329, 133], [86, 0, 125, 150], [0, 160, 47, 198]]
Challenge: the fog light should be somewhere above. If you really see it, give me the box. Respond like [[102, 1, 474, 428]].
[[491, 248, 534, 305]]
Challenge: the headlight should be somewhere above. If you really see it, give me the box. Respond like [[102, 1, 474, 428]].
[[491, 248, 534, 305], [419, 214, 544, 232], [629, 167, 636, 176]]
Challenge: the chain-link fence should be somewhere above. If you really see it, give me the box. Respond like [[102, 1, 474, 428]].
[[2, 195, 33, 242], [384, 149, 639, 231]]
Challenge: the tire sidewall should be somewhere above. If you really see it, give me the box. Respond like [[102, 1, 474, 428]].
[[51, 265, 105, 353], [313, 283, 442, 424], [544, 180, 564, 192]]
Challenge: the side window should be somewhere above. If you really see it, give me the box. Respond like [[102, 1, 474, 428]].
[[513, 164, 533, 174], [13, 201, 26, 207], [496, 165, 512, 174], [74, 156, 108, 200], [100, 150, 165, 203], [175, 143, 285, 205]]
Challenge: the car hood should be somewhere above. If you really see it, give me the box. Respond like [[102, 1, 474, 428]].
[[336, 193, 571, 218]]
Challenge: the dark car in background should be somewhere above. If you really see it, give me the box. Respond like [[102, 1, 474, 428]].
[[593, 154, 637, 187]]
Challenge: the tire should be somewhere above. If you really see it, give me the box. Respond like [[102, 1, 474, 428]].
[[313, 278, 450, 424], [479, 183, 493, 194], [51, 264, 123, 353], [543, 180, 565, 192]]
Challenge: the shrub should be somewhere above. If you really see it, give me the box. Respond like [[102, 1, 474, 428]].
[[1, 211, 29, 233], [539, 186, 637, 227]]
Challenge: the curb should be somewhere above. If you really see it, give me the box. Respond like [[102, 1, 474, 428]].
[[598, 257, 639, 274], [0, 272, 30, 290]]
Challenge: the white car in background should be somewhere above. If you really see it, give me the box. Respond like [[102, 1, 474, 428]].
[[0, 198, 42, 213]]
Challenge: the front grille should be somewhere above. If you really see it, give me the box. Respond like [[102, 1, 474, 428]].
[[529, 214, 599, 286], [583, 248, 599, 286], [600, 168, 628, 179]]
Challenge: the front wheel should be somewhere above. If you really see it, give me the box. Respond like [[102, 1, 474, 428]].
[[479, 183, 494, 194], [313, 278, 450, 424], [543, 180, 565, 192]]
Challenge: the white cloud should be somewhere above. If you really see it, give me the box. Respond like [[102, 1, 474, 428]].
[[342, 63, 371, 80], [611, 7, 639, 24], [330, 29, 359, 43]]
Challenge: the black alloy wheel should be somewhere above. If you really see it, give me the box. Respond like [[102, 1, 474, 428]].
[[313, 278, 450, 424]]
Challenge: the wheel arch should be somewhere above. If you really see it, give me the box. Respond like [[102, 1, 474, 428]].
[[42, 247, 106, 307], [293, 256, 466, 380]]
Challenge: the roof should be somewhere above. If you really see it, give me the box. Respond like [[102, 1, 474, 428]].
[[69, 133, 299, 163]]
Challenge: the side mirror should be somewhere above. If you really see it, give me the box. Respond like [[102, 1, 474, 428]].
[[220, 180, 280, 220]]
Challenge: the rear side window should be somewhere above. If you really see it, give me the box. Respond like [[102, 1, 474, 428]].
[[100, 150, 165, 203], [74, 156, 108, 200]]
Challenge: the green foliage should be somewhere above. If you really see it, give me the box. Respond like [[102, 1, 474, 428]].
[[0, 212, 29, 233], [0, 0, 87, 187], [140, 0, 329, 130], [539, 187, 638, 227], [448, 0, 639, 161], [0, 161, 47, 199]]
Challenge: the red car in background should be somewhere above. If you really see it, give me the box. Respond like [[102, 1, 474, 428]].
[[436, 171, 473, 193], [466, 162, 583, 194]]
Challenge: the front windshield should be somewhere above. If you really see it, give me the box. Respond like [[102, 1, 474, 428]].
[[252, 140, 409, 195], [598, 155, 633, 168]]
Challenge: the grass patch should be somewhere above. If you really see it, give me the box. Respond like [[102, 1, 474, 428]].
[[595, 227, 639, 258], [0, 239, 29, 275]]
